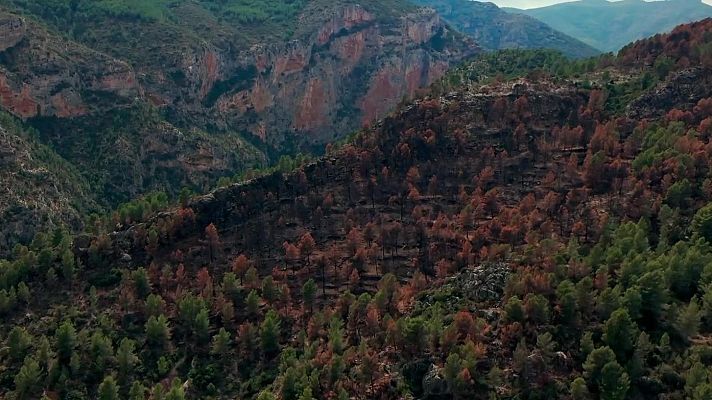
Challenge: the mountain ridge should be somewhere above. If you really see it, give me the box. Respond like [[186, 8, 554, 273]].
[[507, 0, 712, 52], [413, 0, 602, 58]]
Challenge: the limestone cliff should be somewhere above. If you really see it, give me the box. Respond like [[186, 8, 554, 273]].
[[206, 5, 476, 148]]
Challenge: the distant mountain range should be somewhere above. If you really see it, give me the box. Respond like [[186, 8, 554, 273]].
[[413, 0, 601, 58], [506, 0, 712, 52]]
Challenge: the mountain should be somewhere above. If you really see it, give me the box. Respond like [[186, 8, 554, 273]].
[[3, 0, 476, 150], [508, 0, 712, 52], [412, 0, 601, 58], [1, 18, 711, 399], [0, 0, 476, 249]]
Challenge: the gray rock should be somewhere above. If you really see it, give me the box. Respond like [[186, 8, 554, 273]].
[[422, 364, 449, 398]]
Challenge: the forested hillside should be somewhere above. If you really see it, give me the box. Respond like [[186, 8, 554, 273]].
[[1, 18, 712, 400], [412, 0, 601, 58]]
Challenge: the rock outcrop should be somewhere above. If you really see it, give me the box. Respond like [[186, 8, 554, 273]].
[[3, 3, 475, 149], [126, 4, 477, 149], [0, 11, 139, 119], [213, 6, 473, 147]]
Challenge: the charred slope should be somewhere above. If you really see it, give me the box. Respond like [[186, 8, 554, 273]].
[[89, 79, 589, 284]]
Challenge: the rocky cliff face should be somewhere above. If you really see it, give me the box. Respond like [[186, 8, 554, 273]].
[[0, 9, 265, 200], [131, 4, 477, 150], [0, 13, 139, 120], [0, 1, 475, 193], [225, 6, 471, 147]]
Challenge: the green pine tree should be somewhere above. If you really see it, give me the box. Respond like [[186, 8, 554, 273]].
[[261, 309, 281, 356], [98, 375, 120, 400], [598, 361, 629, 400]]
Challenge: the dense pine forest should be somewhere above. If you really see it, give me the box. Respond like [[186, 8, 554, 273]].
[[1, 13, 712, 400]]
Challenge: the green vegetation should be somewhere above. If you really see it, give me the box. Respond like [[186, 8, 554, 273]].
[[9, 0, 308, 24], [412, 0, 601, 58], [436, 49, 605, 88], [513, 0, 712, 52]]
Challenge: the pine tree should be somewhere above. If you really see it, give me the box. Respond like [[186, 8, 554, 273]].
[[14, 356, 41, 399], [261, 309, 280, 356], [675, 296, 701, 339], [257, 391, 277, 400], [232, 254, 250, 284], [328, 317, 344, 355], [116, 338, 138, 382], [194, 307, 210, 344], [211, 328, 231, 356], [129, 381, 146, 400], [132, 267, 151, 298], [262, 276, 277, 304], [98, 375, 120, 400], [504, 296, 524, 323], [598, 361, 629, 400], [570, 377, 591, 400], [692, 203, 712, 242], [7, 326, 32, 362], [524, 294, 550, 324], [583, 346, 616, 385], [444, 352, 462, 387], [55, 320, 77, 364], [512, 338, 530, 373], [703, 284, 712, 330], [146, 294, 166, 317], [580, 331, 594, 359], [16, 282, 30, 305], [222, 272, 239, 297], [61, 249, 75, 282], [165, 378, 186, 400], [536, 332, 556, 363], [246, 290, 261, 318], [602, 309, 638, 360], [298, 387, 314, 400], [90, 331, 114, 376], [35, 336, 51, 371], [302, 279, 317, 313], [685, 362, 709, 398], [205, 223, 220, 263], [145, 315, 171, 351]]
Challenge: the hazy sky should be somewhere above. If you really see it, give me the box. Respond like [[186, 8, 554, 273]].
[[486, 0, 712, 10]]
